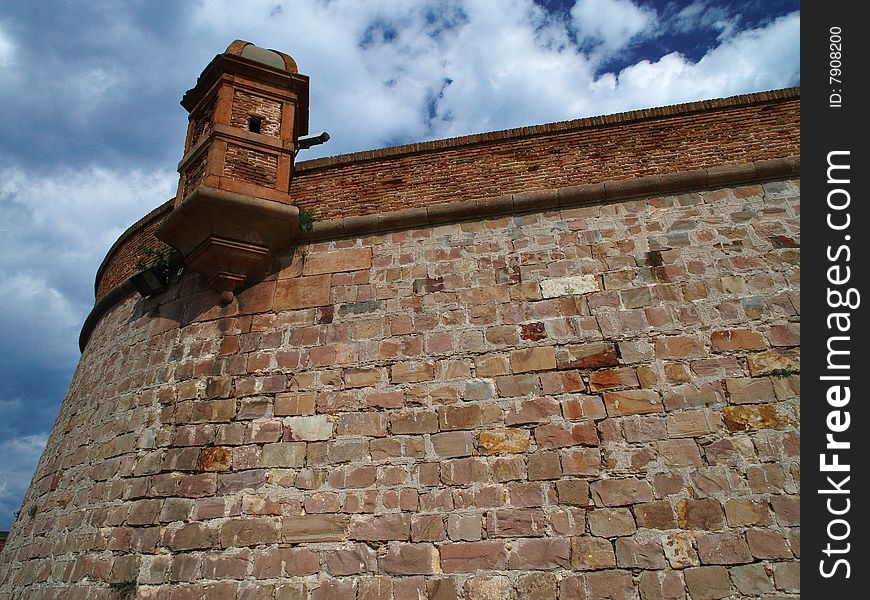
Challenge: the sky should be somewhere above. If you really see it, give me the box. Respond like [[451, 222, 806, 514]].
[[0, 0, 799, 529]]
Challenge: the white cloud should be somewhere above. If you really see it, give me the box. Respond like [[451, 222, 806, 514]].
[[672, 1, 738, 39], [0, 23, 13, 69], [611, 11, 800, 106], [570, 0, 657, 57]]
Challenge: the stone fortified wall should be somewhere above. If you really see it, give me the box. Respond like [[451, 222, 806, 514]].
[[1, 89, 800, 600]]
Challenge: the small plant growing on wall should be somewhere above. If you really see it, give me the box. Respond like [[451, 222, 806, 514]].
[[131, 243, 180, 297], [294, 201, 315, 234], [769, 368, 796, 378]]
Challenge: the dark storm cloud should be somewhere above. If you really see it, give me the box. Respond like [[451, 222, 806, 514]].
[[0, 1, 202, 170]]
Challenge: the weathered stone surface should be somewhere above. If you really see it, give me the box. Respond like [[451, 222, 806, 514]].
[[440, 541, 508, 573], [358, 576, 394, 600], [638, 570, 686, 600], [696, 532, 752, 564], [556, 479, 590, 506], [505, 397, 560, 424], [571, 536, 616, 570], [770, 494, 800, 526], [274, 274, 331, 309], [724, 499, 770, 527], [655, 335, 704, 359], [448, 513, 482, 541], [253, 547, 320, 577], [391, 361, 436, 383], [662, 531, 699, 568], [662, 383, 725, 411], [588, 508, 637, 537], [541, 274, 600, 298], [379, 543, 439, 575], [634, 501, 677, 529], [683, 566, 732, 600], [311, 579, 356, 600], [665, 411, 711, 438], [478, 428, 531, 454], [432, 431, 475, 458], [438, 404, 482, 431], [510, 346, 557, 373], [508, 538, 571, 570], [220, 517, 280, 547], [725, 377, 776, 404], [746, 528, 792, 559], [527, 451, 562, 480], [534, 421, 598, 448], [323, 544, 378, 576], [710, 329, 766, 351], [286, 415, 333, 441], [260, 441, 306, 467], [589, 367, 639, 391], [585, 570, 635, 600], [556, 342, 619, 369], [604, 389, 664, 416], [592, 478, 654, 507], [464, 575, 513, 600], [427, 577, 460, 600], [350, 514, 410, 541], [676, 498, 724, 530], [615, 537, 667, 569], [282, 515, 348, 543], [561, 448, 601, 476], [722, 403, 789, 431], [486, 508, 547, 538], [747, 347, 800, 376], [303, 247, 372, 275], [517, 572, 558, 600], [391, 410, 439, 434], [657, 439, 702, 467], [730, 563, 774, 595]]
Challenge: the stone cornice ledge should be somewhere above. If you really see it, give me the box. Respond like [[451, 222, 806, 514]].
[[79, 279, 135, 352], [305, 155, 800, 242], [79, 155, 799, 352]]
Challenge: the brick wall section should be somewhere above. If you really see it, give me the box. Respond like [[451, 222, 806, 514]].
[[230, 90, 282, 137], [1, 179, 800, 598], [94, 200, 174, 300], [292, 89, 799, 222], [223, 143, 279, 188], [182, 151, 208, 200]]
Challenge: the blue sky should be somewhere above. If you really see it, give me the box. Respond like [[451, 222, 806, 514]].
[[0, 0, 799, 528]]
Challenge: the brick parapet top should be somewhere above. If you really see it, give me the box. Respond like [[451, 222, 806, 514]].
[[295, 87, 799, 172], [93, 199, 174, 297]]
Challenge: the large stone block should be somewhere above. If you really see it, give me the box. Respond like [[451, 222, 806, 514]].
[[541, 275, 600, 298]]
